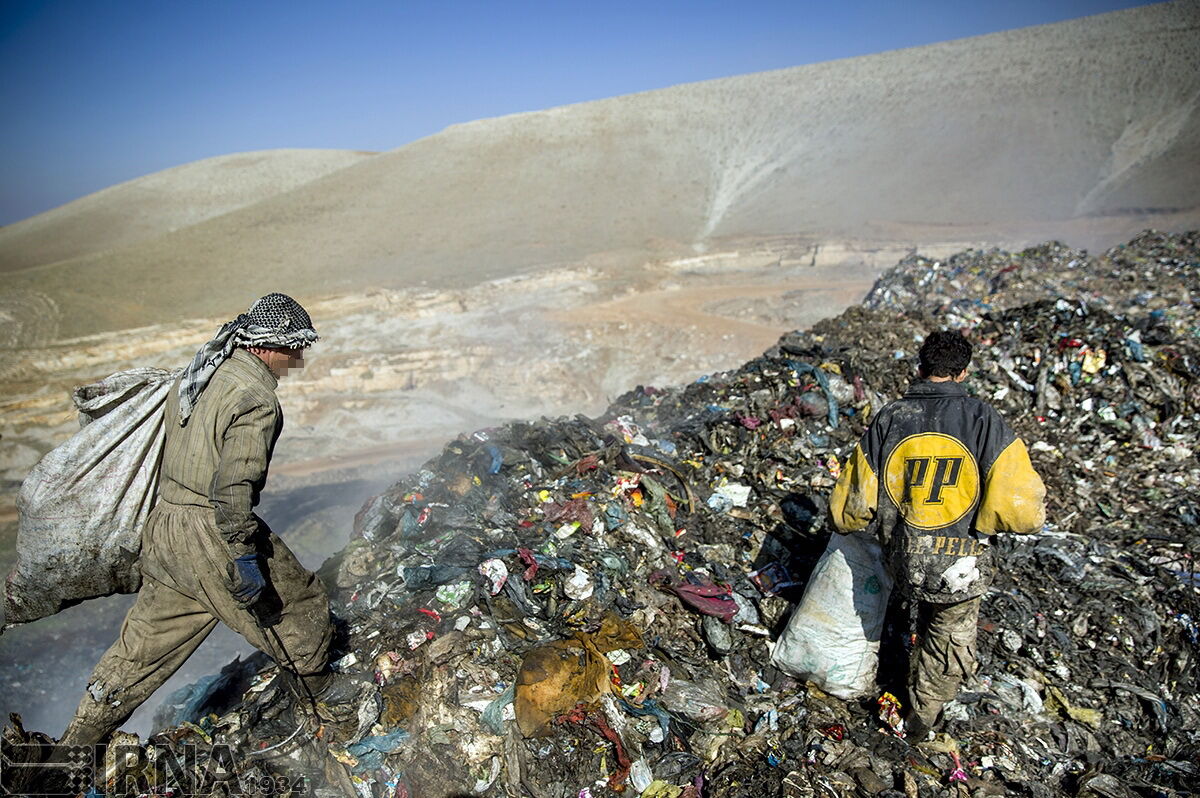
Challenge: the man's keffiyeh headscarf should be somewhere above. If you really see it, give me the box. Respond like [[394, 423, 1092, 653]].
[[177, 293, 319, 425]]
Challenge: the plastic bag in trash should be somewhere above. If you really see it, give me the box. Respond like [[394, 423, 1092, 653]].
[[5, 368, 178, 625], [514, 614, 642, 737], [770, 531, 893, 699]]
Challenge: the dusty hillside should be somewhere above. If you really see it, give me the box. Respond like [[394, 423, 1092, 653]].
[[0, 149, 374, 273], [1, 1, 1197, 344]]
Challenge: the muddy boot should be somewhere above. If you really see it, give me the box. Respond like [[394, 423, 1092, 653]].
[[15, 694, 126, 795], [4, 737, 99, 797], [902, 710, 933, 743], [286, 670, 366, 724], [252, 685, 311, 749], [2, 718, 51, 797]]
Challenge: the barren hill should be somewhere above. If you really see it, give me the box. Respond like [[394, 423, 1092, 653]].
[[0, 149, 374, 274], [2, 0, 1198, 343]]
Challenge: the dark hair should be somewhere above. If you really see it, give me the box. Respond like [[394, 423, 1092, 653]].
[[918, 330, 972, 377]]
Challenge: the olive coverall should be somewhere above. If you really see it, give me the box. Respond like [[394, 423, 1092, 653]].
[[60, 349, 332, 745]]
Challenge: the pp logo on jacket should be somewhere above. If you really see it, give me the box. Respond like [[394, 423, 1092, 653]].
[[828, 379, 1047, 602], [884, 433, 979, 530]]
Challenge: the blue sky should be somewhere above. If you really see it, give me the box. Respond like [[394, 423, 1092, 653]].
[[0, 0, 1154, 226]]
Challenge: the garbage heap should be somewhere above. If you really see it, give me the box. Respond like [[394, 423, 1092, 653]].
[[36, 231, 1200, 797]]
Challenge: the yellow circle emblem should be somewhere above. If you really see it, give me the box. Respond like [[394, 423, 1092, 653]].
[[884, 433, 980, 530]]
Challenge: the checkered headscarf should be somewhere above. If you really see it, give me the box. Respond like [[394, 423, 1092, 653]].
[[177, 293, 319, 425]]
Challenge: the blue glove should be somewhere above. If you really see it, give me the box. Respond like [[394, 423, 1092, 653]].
[[227, 553, 266, 608]]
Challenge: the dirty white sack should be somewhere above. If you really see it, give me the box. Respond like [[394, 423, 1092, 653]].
[[5, 368, 178, 625], [770, 531, 893, 699]]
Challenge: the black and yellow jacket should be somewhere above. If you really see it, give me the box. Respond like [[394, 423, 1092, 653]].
[[830, 379, 1046, 602]]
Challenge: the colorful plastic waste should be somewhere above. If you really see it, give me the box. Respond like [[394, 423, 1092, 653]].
[[13, 232, 1196, 797]]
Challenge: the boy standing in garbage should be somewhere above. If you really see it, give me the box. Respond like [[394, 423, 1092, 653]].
[[58, 293, 360, 748], [828, 330, 1046, 740]]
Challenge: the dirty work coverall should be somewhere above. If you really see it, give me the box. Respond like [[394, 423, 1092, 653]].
[[829, 379, 1045, 731], [60, 349, 332, 745]]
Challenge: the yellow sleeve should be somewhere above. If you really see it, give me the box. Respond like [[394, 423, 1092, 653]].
[[974, 438, 1046, 535], [829, 442, 878, 533]]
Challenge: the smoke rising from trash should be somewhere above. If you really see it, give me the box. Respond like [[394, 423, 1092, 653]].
[[5, 230, 1192, 795]]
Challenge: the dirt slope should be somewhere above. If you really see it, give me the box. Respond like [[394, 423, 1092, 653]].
[[0, 149, 374, 273]]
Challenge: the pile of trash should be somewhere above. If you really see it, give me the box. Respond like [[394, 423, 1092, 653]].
[[11, 231, 1198, 797]]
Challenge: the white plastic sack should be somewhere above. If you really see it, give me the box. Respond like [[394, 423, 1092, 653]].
[[4, 368, 178, 625], [770, 531, 893, 699]]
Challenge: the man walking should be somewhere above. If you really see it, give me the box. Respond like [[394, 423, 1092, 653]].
[[829, 330, 1046, 739], [59, 293, 356, 747]]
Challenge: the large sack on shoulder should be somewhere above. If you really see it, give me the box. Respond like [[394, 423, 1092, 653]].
[[4, 368, 178, 625], [770, 531, 893, 699]]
